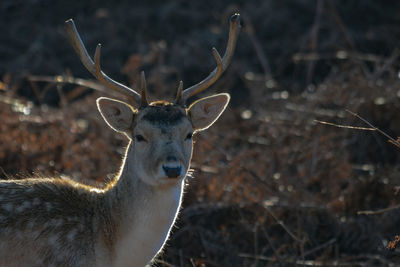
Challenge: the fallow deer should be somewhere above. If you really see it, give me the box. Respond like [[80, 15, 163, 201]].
[[0, 14, 240, 266]]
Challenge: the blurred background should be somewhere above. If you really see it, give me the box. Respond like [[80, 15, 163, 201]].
[[1, 0, 400, 266]]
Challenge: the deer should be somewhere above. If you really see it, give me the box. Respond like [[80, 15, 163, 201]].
[[0, 14, 240, 266]]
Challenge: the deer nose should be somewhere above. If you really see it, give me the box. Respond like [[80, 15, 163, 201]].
[[162, 156, 182, 178], [162, 164, 182, 178]]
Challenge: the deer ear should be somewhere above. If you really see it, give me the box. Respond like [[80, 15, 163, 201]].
[[96, 97, 137, 134], [188, 93, 230, 131]]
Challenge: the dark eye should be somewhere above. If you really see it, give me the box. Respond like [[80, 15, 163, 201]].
[[185, 132, 193, 140], [135, 135, 146, 142]]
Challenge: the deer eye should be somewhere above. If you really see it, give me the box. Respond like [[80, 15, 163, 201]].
[[135, 135, 147, 142], [185, 132, 193, 140]]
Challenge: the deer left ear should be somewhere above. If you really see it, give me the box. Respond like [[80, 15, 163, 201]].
[[188, 93, 230, 131], [96, 97, 137, 134]]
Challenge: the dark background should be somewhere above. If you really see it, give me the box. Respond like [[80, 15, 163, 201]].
[[1, 0, 400, 266]]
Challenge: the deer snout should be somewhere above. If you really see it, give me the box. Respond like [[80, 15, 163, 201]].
[[162, 156, 183, 178]]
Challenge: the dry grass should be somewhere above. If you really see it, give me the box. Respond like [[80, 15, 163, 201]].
[[1, 0, 400, 266]]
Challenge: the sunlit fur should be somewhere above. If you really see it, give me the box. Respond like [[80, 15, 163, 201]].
[[0, 95, 229, 266]]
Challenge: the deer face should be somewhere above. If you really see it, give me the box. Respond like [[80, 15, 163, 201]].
[[131, 103, 193, 185], [96, 94, 230, 186]]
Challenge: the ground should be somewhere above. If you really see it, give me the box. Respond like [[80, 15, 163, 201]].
[[1, 0, 400, 266]]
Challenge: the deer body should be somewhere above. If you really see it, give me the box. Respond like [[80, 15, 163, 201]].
[[0, 167, 183, 266], [0, 178, 99, 266], [0, 14, 240, 266]]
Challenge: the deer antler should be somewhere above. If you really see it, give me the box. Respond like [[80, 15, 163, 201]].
[[177, 13, 241, 105], [140, 71, 148, 108], [64, 19, 145, 105]]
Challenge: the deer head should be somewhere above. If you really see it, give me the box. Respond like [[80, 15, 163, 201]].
[[64, 14, 240, 186]]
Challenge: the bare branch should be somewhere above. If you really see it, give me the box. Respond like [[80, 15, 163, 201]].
[[346, 109, 400, 148], [314, 119, 376, 131]]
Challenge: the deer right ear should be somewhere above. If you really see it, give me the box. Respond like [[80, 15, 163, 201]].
[[188, 93, 230, 132], [96, 97, 137, 134]]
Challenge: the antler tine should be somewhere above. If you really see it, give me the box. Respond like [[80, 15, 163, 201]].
[[64, 19, 141, 104], [174, 81, 183, 104], [140, 71, 148, 108], [181, 13, 241, 104]]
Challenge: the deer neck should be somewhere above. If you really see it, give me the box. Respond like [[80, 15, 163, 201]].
[[101, 142, 185, 266]]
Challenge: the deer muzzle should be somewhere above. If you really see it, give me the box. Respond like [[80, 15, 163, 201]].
[[161, 156, 183, 178]]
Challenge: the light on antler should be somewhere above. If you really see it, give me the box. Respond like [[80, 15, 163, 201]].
[[180, 13, 241, 105], [66, 14, 240, 108], [64, 19, 142, 105]]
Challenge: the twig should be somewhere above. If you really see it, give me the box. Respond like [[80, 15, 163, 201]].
[[56, 83, 67, 108], [153, 259, 175, 267], [252, 224, 259, 267], [345, 109, 400, 148], [27, 74, 133, 104], [326, 0, 356, 50], [65, 86, 89, 101], [241, 13, 272, 78], [314, 120, 376, 131], [27, 74, 108, 92], [238, 253, 385, 266], [388, 139, 400, 148], [357, 203, 400, 215], [302, 238, 337, 257], [261, 226, 284, 267], [28, 79, 43, 104], [293, 51, 384, 63], [0, 167, 11, 180], [315, 110, 400, 149], [196, 227, 211, 261], [319, 110, 400, 215], [307, 0, 324, 85], [264, 207, 304, 243], [327, 0, 371, 78], [371, 48, 400, 82]]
